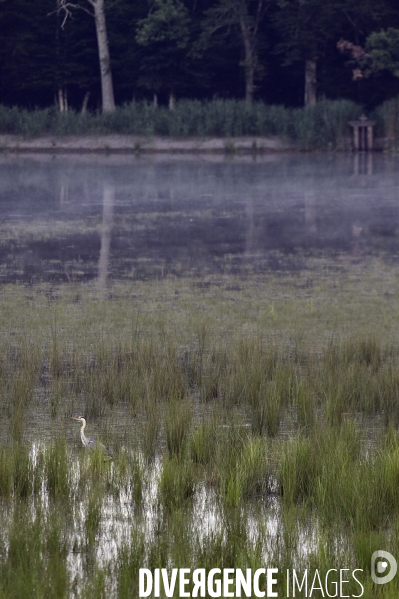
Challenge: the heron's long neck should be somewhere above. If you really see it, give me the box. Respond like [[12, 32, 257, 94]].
[[80, 420, 87, 444]]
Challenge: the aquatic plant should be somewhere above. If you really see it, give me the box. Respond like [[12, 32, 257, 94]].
[[0, 98, 362, 148]]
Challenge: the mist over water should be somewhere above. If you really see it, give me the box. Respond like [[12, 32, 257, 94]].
[[1, 153, 399, 285]]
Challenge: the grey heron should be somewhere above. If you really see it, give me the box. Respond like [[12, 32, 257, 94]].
[[71, 416, 112, 456]]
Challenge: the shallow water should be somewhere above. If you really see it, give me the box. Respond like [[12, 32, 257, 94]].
[[1, 153, 399, 285]]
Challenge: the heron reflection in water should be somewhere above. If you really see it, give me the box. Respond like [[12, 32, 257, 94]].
[[71, 416, 112, 456]]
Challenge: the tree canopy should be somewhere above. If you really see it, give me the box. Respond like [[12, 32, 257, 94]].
[[0, 0, 399, 109], [364, 28, 399, 78]]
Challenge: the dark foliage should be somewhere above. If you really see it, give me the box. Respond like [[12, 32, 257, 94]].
[[0, 0, 399, 110]]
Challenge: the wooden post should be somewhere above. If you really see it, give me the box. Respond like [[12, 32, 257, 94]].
[[367, 124, 374, 151], [353, 126, 359, 151]]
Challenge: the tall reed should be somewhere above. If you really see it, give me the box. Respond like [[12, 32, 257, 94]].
[[0, 99, 362, 148]]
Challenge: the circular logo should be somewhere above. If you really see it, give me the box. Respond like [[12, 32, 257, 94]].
[[371, 551, 397, 585]]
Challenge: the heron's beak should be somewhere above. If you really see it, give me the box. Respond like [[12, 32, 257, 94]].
[[71, 416, 80, 421]]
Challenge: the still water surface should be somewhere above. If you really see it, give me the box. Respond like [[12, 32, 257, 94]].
[[1, 152, 399, 285]]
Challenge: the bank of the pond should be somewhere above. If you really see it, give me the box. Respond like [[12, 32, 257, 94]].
[[0, 98, 379, 152], [3, 97, 399, 151], [0, 134, 297, 154]]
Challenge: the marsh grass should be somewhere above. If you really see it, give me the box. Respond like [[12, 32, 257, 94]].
[[130, 454, 145, 505], [240, 437, 268, 495], [12, 445, 37, 499], [2, 277, 399, 595], [80, 447, 112, 486], [278, 420, 399, 533], [294, 378, 317, 431], [374, 95, 399, 145], [165, 400, 191, 458], [216, 428, 268, 506], [262, 381, 283, 436], [117, 531, 146, 599], [159, 456, 195, 510], [141, 403, 161, 460], [320, 338, 399, 422], [85, 486, 103, 547], [106, 449, 143, 504], [0, 504, 69, 599], [190, 418, 217, 466], [0, 98, 361, 148], [43, 439, 70, 499]]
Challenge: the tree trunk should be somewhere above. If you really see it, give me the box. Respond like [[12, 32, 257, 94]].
[[244, 62, 255, 104], [168, 91, 175, 110], [91, 0, 115, 112], [239, 15, 255, 104], [304, 59, 317, 107], [81, 91, 90, 114], [58, 87, 64, 112], [57, 87, 68, 112]]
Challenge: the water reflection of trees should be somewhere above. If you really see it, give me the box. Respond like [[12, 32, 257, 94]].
[[0, 155, 398, 283], [98, 183, 115, 291]]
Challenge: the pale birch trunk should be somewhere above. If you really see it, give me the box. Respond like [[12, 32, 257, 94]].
[[57, 87, 68, 112], [58, 87, 64, 112], [89, 0, 115, 112]]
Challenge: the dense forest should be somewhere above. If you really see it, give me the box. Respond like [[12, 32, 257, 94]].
[[1, 0, 399, 112]]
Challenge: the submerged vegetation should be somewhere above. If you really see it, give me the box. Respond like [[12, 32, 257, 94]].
[[0, 263, 399, 596]]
